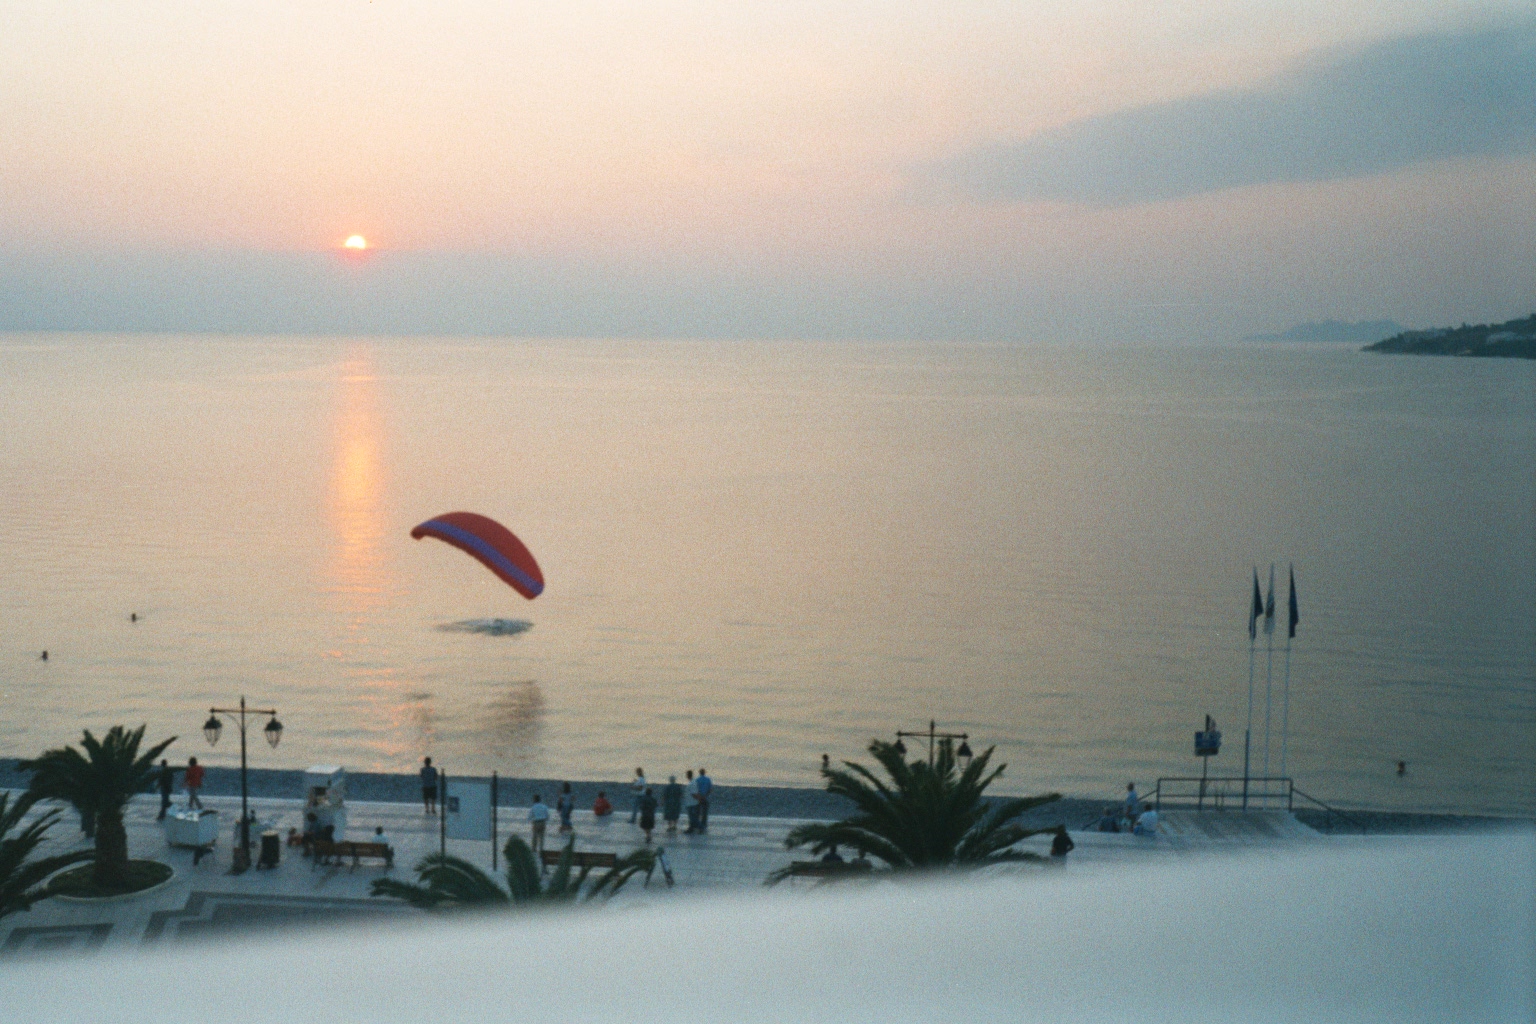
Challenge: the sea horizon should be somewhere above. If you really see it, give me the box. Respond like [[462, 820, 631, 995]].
[[3, 332, 1532, 816]]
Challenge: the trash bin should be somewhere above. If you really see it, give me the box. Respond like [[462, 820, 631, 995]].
[[258, 830, 281, 869]]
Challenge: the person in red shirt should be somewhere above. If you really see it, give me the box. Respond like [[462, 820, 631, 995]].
[[184, 757, 205, 809], [591, 791, 613, 817]]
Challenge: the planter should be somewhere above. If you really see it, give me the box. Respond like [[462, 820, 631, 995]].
[[51, 860, 175, 902]]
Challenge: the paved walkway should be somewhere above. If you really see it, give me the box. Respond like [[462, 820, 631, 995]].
[[1, 792, 1331, 954]]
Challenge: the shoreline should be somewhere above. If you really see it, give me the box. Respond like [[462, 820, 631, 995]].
[[0, 759, 1526, 834]]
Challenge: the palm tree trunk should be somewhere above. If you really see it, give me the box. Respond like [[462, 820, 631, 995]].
[[93, 810, 130, 889]]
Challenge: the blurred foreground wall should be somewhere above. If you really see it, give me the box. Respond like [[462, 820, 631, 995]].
[[3, 833, 1532, 1023]]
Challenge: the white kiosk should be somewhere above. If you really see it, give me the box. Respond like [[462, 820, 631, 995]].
[[304, 765, 348, 840]]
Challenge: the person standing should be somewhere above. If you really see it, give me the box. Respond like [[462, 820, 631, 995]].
[[529, 793, 550, 862], [628, 768, 647, 824], [638, 787, 658, 844], [556, 782, 575, 834], [695, 768, 713, 833], [156, 759, 177, 820], [684, 769, 700, 833], [1123, 782, 1139, 825], [1049, 826, 1075, 865], [184, 757, 205, 809], [421, 758, 439, 815], [662, 775, 683, 834]]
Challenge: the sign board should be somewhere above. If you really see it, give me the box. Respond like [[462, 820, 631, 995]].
[[445, 779, 493, 841], [1195, 730, 1222, 757]]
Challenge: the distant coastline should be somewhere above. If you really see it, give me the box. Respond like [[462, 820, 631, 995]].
[[1364, 314, 1536, 360], [1243, 319, 1402, 344]]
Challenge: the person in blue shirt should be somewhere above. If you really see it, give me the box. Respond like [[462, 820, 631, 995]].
[[695, 768, 714, 833]]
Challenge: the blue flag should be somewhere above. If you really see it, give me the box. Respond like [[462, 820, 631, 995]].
[[1264, 564, 1276, 635], [1288, 565, 1299, 639]]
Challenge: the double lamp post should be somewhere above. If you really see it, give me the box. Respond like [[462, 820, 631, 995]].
[[202, 696, 283, 856]]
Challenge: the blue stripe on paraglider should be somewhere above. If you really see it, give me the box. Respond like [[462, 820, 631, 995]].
[[424, 519, 544, 597]]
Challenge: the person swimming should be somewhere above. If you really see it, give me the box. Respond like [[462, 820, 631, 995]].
[[39, 650, 47, 661]]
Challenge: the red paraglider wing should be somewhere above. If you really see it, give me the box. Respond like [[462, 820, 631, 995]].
[[410, 512, 545, 600]]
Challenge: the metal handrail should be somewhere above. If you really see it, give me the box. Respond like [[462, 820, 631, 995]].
[[1289, 786, 1371, 834], [1152, 775, 1293, 812]]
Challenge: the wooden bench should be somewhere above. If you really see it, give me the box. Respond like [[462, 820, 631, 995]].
[[540, 849, 617, 870], [312, 840, 393, 871], [786, 860, 874, 879]]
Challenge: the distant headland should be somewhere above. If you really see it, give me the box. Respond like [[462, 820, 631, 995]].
[[1243, 319, 1402, 344], [1364, 314, 1536, 360]]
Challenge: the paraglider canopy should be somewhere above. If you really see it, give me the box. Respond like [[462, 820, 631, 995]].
[[410, 512, 544, 600]]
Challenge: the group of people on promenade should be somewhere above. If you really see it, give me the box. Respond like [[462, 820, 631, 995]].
[[1095, 781, 1159, 836], [522, 767, 715, 852], [621, 767, 713, 843], [417, 759, 718, 856], [154, 757, 205, 819]]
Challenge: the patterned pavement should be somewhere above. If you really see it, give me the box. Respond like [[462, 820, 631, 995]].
[[0, 790, 1327, 953]]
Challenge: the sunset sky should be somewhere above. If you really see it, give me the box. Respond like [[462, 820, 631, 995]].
[[1, 1, 1531, 341]]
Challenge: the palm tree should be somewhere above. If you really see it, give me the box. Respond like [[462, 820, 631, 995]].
[[0, 791, 95, 920], [371, 834, 657, 911], [768, 738, 1061, 882], [21, 725, 176, 890]]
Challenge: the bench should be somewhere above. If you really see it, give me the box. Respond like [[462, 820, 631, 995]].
[[540, 850, 618, 870], [312, 840, 393, 871], [786, 860, 874, 879]]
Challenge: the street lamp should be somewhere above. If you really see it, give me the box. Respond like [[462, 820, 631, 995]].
[[895, 720, 974, 769], [203, 695, 282, 863]]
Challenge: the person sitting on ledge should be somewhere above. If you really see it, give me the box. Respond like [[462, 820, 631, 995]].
[[1097, 807, 1120, 832], [1133, 806, 1160, 837], [592, 791, 613, 817]]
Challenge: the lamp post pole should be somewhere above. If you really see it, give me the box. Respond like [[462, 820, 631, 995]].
[[894, 720, 974, 769], [203, 696, 283, 856]]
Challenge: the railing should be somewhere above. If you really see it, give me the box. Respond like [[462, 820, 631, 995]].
[[1289, 786, 1371, 834], [1143, 777, 1372, 833], [1152, 776, 1293, 812]]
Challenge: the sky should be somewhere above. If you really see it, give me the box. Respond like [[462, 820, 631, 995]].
[[1, 1, 1531, 342]]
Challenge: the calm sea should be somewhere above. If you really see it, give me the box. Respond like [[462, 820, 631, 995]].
[[1, 334, 1531, 815]]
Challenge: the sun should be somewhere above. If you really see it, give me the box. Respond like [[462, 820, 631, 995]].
[[344, 235, 367, 250]]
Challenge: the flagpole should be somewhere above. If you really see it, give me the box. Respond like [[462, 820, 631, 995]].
[[1244, 568, 1260, 811], [1281, 634, 1292, 778], [1281, 564, 1298, 779], [1262, 564, 1276, 785], [1244, 640, 1254, 810]]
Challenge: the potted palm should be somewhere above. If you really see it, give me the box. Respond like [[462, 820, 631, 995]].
[[769, 738, 1061, 882], [21, 725, 177, 896]]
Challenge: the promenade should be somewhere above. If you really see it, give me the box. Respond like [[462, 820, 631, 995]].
[[1, 786, 1350, 954]]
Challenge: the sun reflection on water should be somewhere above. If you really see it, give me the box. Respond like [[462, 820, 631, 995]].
[[325, 346, 393, 631]]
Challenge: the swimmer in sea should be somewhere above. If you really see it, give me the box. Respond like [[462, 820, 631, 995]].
[[40, 650, 48, 661]]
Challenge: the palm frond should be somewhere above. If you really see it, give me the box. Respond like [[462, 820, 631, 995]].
[[775, 737, 1062, 880], [0, 791, 95, 919]]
